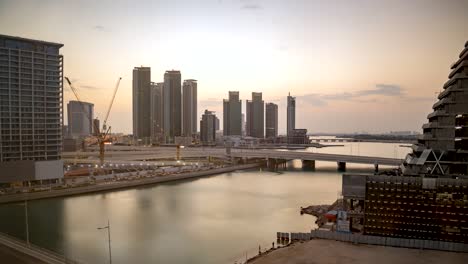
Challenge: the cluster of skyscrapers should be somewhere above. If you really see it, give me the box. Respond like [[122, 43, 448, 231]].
[[133, 67, 197, 144], [222, 91, 307, 144]]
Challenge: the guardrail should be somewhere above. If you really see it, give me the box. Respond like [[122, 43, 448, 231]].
[[0, 232, 81, 263], [310, 230, 468, 253]]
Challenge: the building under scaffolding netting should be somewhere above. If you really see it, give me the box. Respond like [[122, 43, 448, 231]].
[[342, 40, 468, 243]]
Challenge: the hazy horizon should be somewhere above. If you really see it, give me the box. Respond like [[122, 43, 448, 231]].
[[1, 0, 467, 134]]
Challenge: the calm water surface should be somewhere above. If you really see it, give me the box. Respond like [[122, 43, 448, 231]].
[[0, 142, 410, 264]]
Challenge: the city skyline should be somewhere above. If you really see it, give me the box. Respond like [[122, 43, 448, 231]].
[[1, 0, 467, 134]]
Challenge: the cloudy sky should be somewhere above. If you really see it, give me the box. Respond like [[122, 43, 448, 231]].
[[1, 0, 467, 134]]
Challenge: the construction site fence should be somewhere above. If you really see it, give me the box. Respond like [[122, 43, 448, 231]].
[[310, 230, 468, 253]]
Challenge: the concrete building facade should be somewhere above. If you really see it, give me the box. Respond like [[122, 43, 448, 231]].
[[93, 118, 100, 136], [0, 34, 64, 183], [132, 66, 151, 140], [265, 102, 278, 138], [163, 70, 182, 142], [246, 92, 264, 138], [67, 100, 93, 138], [223, 91, 242, 136], [215, 116, 220, 131], [150, 82, 163, 143], [182, 79, 197, 137], [200, 110, 217, 144]]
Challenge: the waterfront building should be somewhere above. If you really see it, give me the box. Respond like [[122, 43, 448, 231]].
[[342, 40, 468, 243], [132, 66, 151, 140], [182, 79, 197, 137], [150, 82, 163, 143], [67, 100, 93, 138], [200, 110, 217, 144], [0, 34, 64, 183], [287, 92, 296, 139], [163, 70, 182, 142], [289, 129, 308, 144], [223, 91, 242, 136], [265, 102, 278, 138], [246, 92, 264, 138]]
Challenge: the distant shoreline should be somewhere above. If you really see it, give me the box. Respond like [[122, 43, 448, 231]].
[[0, 163, 260, 204]]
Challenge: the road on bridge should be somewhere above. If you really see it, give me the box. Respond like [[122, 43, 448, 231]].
[[230, 149, 403, 166]]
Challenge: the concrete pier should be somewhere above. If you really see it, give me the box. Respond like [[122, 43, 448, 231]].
[[337, 161, 346, 171], [302, 160, 316, 169], [267, 158, 287, 170]]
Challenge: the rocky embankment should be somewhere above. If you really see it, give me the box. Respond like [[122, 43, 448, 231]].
[[300, 199, 345, 226]]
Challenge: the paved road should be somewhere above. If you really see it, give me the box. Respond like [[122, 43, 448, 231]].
[[0, 243, 46, 264], [230, 149, 403, 166]]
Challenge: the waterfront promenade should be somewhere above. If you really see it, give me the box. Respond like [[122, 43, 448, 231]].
[[0, 163, 260, 204], [248, 239, 468, 264]]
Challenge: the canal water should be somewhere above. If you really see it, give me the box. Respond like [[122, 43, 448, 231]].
[[0, 141, 411, 264]]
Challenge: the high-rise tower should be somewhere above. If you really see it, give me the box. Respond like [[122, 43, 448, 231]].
[[132, 66, 151, 140], [182, 79, 197, 137], [163, 70, 182, 142], [0, 34, 64, 183], [67, 100, 94, 138], [287, 92, 296, 138], [223, 91, 242, 136], [246, 92, 264, 138], [265, 103, 278, 138], [150, 82, 163, 143], [200, 110, 217, 144]]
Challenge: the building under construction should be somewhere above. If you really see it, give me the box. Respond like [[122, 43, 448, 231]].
[[343, 40, 468, 243]]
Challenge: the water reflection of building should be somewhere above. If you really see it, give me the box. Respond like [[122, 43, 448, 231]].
[[343, 40, 468, 243]]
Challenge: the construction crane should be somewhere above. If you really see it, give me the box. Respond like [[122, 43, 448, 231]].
[[65, 77, 122, 165]]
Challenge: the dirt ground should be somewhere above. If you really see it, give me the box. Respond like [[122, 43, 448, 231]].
[[248, 239, 468, 264]]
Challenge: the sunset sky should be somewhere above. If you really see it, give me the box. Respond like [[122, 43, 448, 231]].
[[1, 0, 467, 134]]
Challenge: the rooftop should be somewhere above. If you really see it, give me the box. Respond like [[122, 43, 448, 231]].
[[0, 34, 63, 48]]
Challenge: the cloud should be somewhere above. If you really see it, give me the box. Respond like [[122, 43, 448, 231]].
[[297, 84, 408, 107], [241, 4, 262, 10], [278, 45, 289, 51], [298, 94, 327, 107], [93, 25, 108, 32], [356, 84, 402, 97]]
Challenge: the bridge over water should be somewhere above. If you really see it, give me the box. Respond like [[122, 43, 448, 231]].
[[63, 147, 403, 171], [230, 149, 403, 170]]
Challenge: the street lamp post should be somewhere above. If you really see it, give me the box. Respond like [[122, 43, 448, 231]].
[[24, 200, 29, 246], [97, 219, 112, 264]]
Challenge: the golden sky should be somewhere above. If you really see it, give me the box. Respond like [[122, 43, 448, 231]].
[[1, 0, 467, 134]]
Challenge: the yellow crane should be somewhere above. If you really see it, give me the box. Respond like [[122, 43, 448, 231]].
[[65, 77, 122, 165]]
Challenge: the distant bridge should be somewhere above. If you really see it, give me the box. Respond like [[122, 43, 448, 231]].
[[230, 149, 403, 170], [63, 147, 403, 171]]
